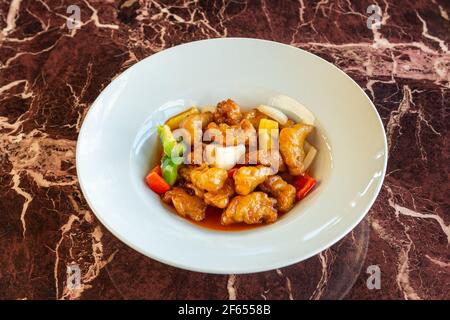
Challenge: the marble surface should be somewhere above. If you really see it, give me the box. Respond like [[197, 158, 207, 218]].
[[0, 0, 448, 300]]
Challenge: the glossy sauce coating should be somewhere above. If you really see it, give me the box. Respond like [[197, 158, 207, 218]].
[[191, 206, 273, 231]]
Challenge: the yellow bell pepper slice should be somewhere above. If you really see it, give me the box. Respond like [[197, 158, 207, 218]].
[[258, 119, 279, 150], [164, 107, 200, 130]]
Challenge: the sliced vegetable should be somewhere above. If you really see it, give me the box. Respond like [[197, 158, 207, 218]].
[[258, 118, 279, 151], [205, 144, 246, 170], [151, 164, 162, 175], [259, 118, 279, 131], [164, 107, 199, 130], [170, 142, 187, 165], [157, 125, 187, 185], [304, 140, 312, 152], [269, 95, 315, 125], [145, 166, 171, 194], [302, 144, 317, 172], [295, 174, 316, 200], [161, 155, 179, 186], [257, 104, 288, 125], [157, 125, 177, 157]]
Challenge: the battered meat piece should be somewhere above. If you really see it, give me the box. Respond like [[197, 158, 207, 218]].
[[233, 165, 272, 195], [279, 123, 314, 175], [206, 119, 256, 146], [178, 165, 205, 197], [213, 99, 242, 125], [239, 119, 257, 145], [163, 187, 207, 221], [186, 183, 205, 198], [257, 150, 286, 172], [178, 165, 196, 181], [190, 164, 228, 192], [221, 192, 277, 225], [179, 112, 213, 144], [260, 175, 296, 212], [241, 149, 286, 173], [242, 109, 269, 129], [203, 178, 235, 208]]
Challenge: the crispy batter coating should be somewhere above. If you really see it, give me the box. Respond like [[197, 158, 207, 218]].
[[190, 164, 228, 192], [279, 123, 314, 175], [186, 183, 205, 198], [280, 119, 296, 129], [163, 187, 207, 221], [178, 165, 196, 181], [178, 165, 206, 198], [204, 178, 235, 208], [179, 112, 213, 144], [242, 109, 270, 129], [241, 149, 286, 173], [206, 119, 256, 146], [233, 165, 272, 195], [213, 99, 242, 125], [260, 175, 296, 212], [221, 192, 277, 225]]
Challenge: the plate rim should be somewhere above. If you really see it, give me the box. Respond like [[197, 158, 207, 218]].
[[76, 37, 388, 274]]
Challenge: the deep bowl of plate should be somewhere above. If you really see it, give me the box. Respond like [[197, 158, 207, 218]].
[[76, 38, 387, 274]]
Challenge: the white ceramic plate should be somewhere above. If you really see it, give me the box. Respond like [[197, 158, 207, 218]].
[[76, 38, 387, 274]]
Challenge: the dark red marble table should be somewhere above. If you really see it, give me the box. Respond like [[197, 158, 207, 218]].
[[0, 0, 448, 300]]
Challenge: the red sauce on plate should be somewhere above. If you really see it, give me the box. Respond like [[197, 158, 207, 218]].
[[190, 206, 258, 231], [191, 206, 282, 231]]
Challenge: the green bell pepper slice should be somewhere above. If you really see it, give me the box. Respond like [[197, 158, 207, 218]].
[[157, 125, 177, 157], [157, 125, 188, 185], [161, 155, 178, 186]]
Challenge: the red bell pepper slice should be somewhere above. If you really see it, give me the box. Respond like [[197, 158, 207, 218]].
[[151, 164, 162, 175], [145, 165, 170, 194], [295, 174, 316, 200]]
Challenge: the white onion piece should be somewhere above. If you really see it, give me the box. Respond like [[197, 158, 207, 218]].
[[205, 144, 246, 170], [303, 144, 317, 172], [269, 95, 315, 125], [257, 105, 288, 125], [304, 140, 312, 152]]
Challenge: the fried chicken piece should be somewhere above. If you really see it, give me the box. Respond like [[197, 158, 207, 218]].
[[204, 178, 235, 208], [162, 187, 207, 221], [190, 164, 228, 192], [213, 99, 242, 125], [178, 165, 196, 181], [279, 123, 314, 175], [279, 119, 296, 129], [221, 192, 277, 225], [240, 119, 257, 145], [260, 175, 296, 212], [178, 166, 205, 197], [179, 112, 213, 144], [206, 122, 233, 145], [258, 150, 286, 172], [242, 109, 270, 129], [206, 119, 256, 146], [186, 183, 205, 198], [241, 149, 286, 173], [233, 165, 272, 195]]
